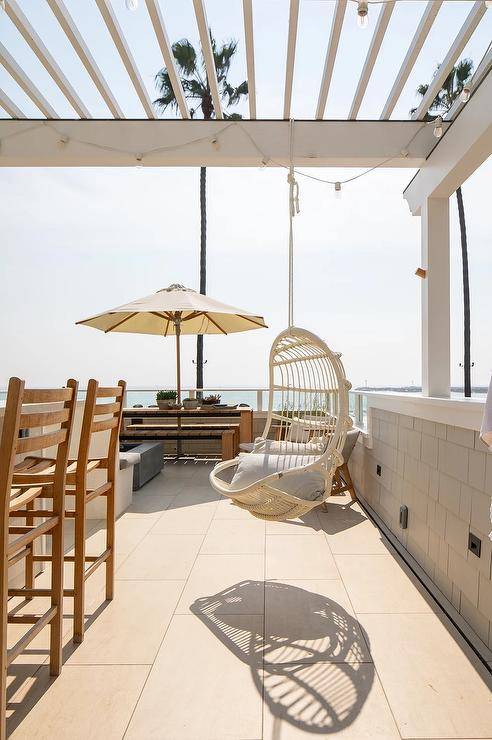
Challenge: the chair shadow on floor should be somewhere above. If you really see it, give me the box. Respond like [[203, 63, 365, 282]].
[[191, 580, 374, 735], [318, 500, 369, 534]]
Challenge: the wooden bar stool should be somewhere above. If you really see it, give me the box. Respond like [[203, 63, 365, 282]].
[[14, 380, 126, 643], [1, 377, 78, 740]]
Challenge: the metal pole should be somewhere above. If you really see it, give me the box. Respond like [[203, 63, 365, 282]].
[[175, 320, 181, 404]]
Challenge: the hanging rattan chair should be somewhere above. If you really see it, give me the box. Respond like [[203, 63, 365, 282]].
[[209, 326, 352, 520]]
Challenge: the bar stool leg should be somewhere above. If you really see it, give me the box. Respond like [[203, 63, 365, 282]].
[[106, 483, 115, 601], [1, 550, 8, 740], [49, 512, 64, 675], [73, 486, 86, 644]]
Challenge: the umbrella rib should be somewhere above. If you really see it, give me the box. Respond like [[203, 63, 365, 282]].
[[164, 319, 170, 337], [204, 313, 228, 335], [237, 314, 267, 328], [180, 311, 205, 322], [103, 312, 138, 333]]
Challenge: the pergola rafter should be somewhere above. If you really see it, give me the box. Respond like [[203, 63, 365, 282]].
[[94, 0, 156, 119], [348, 0, 395, 120], [411, 0, 486, 121], [192, 0, 223, 119], [5, 0, 90, 118], [0, 41, 59, 119], [0, 86, 25, 118], [316, 0, 347, 121], [283, 0, 300, 120], [380, 0, 442, 120], [242, 0, 256, 120], [46, 0, 124, 119]]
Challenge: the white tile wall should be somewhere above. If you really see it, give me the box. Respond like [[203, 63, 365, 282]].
[[350, 407, 492, 658]]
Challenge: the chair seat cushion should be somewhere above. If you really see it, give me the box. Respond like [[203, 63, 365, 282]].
[[230, 453, 325, 502], [119, 451, 141, 469]]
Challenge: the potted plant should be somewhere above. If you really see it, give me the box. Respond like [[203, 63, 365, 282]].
[[182, 397, 199, 409], [202, 394, 221, 406], [156, 390, 177, 409]]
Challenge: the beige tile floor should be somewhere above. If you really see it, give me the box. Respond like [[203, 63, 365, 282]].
[[6, 461, 492, 739]]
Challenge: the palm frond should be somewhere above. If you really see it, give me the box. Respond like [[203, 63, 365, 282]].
[[172, 39, 198, 76]]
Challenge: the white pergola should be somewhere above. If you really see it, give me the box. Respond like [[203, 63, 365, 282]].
[[1, 0, 491, 398]]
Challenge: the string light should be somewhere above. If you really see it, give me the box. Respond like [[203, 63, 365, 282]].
[[135, 153, 143, 167], [485, 1, 492, 8], [58, 135, 69, 148], [211, 138, 220, 151], [0, 0, 5, 11], [334, 181, 342, 199], [433, 116, 443, 139], [460, 85, 471, 103], [125, 0, 139, 10], [357, 2, 369, 28]]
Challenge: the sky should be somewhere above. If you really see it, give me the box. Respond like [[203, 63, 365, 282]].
[[0, 1, 491, 392]]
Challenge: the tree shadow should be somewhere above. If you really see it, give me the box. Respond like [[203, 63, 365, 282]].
[[191, 580, 374, 734]]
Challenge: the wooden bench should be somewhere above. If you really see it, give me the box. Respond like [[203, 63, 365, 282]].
[[120, 426, 237, 461]]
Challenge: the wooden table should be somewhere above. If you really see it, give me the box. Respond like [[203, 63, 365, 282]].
[[122, 406, 254, 444]]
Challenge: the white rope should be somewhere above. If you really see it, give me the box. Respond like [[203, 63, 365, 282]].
[[287, 118, 299, 328]]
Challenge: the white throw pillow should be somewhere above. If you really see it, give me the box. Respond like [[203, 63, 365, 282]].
[[230, 453, 325, 502]]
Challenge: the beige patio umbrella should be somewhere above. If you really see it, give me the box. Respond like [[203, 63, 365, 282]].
[[76, 284, 268, 402]]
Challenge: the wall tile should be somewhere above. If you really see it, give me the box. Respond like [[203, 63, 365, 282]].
[[470, 490, 491, 536], [396, 449, 405, 477], [421, 434, 438, 469], [478, 573, 492, 621], [434, 567, 453, 601], [429, 468, 439, 501], [459, 483, 473, 522], [379, 420, 398, 448], [438, 538, 449, 574], [414, 417, 423, 432], [428, 499, 446, 538], [484, 455, 492, 495], [398, 414, 414, 429], [446, 425, 475, 448], [438, 472, 461, 517], [422, 419, 436, 437], [444, 510, 469, 558], [407, 513, 429, 556], [448, 548, 479, 606], [435, 422, 447, 439], [468, 449, 486, 491], [451, 583, 461, 611], [460, 593, 490, 645], [438, 439, 469, 484]]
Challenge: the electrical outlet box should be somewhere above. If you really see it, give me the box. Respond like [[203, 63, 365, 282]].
[[376, 464, 381, 477], [399, 505, 408, 529], [468, 532, 481, 558]]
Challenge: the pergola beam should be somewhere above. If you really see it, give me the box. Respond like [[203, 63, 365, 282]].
[[0, 42, 59, 119], [411, 0, 486, 121], [46, 0, 123, 119], [316, 0, 346, 120], [404, 67, 492, 214], [0, 87, 25, 118], [144, 0, 189, 119], [283, 0, 299, 120], [5, 0, 90, 119], [380, 1, 442, 120], [242, 0, 256, 119], [192, 0, 223, 119], [0, 119, 437, 168], [349, 0, 394, 120], [95, 0, 156, 119]]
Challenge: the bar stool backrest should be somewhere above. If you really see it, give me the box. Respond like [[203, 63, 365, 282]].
[[0, 377, 78, 525], [75, 380, 126, 488]]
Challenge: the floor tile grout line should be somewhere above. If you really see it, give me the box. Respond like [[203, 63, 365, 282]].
[[121, 464, 222, 740], [319, 497, 404, 739]]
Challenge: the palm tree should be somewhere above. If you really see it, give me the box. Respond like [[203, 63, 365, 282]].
[[154, 37, 248, 394], [412, 59, 474, 396]]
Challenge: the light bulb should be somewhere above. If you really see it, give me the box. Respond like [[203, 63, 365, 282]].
[[0, 1, 5, 12], [211, 138, 220, 151], [357, 2, 369, 28], [58, 135, 69, 148], [460, 85, 471, 103], [334, 181, 342, 199], [433, 117, 443, 139], [485, 1, 492, 8], [135, 153, 143, 167], [125, 0, 138, 10]]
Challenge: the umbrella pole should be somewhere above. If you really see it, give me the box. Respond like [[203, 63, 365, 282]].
[[175, 321, 181, 404], [175, 319, 182, 460]]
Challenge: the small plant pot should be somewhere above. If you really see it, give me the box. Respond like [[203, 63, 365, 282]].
[[157, 400, 174, 409], [183, 399, 199, 409]]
